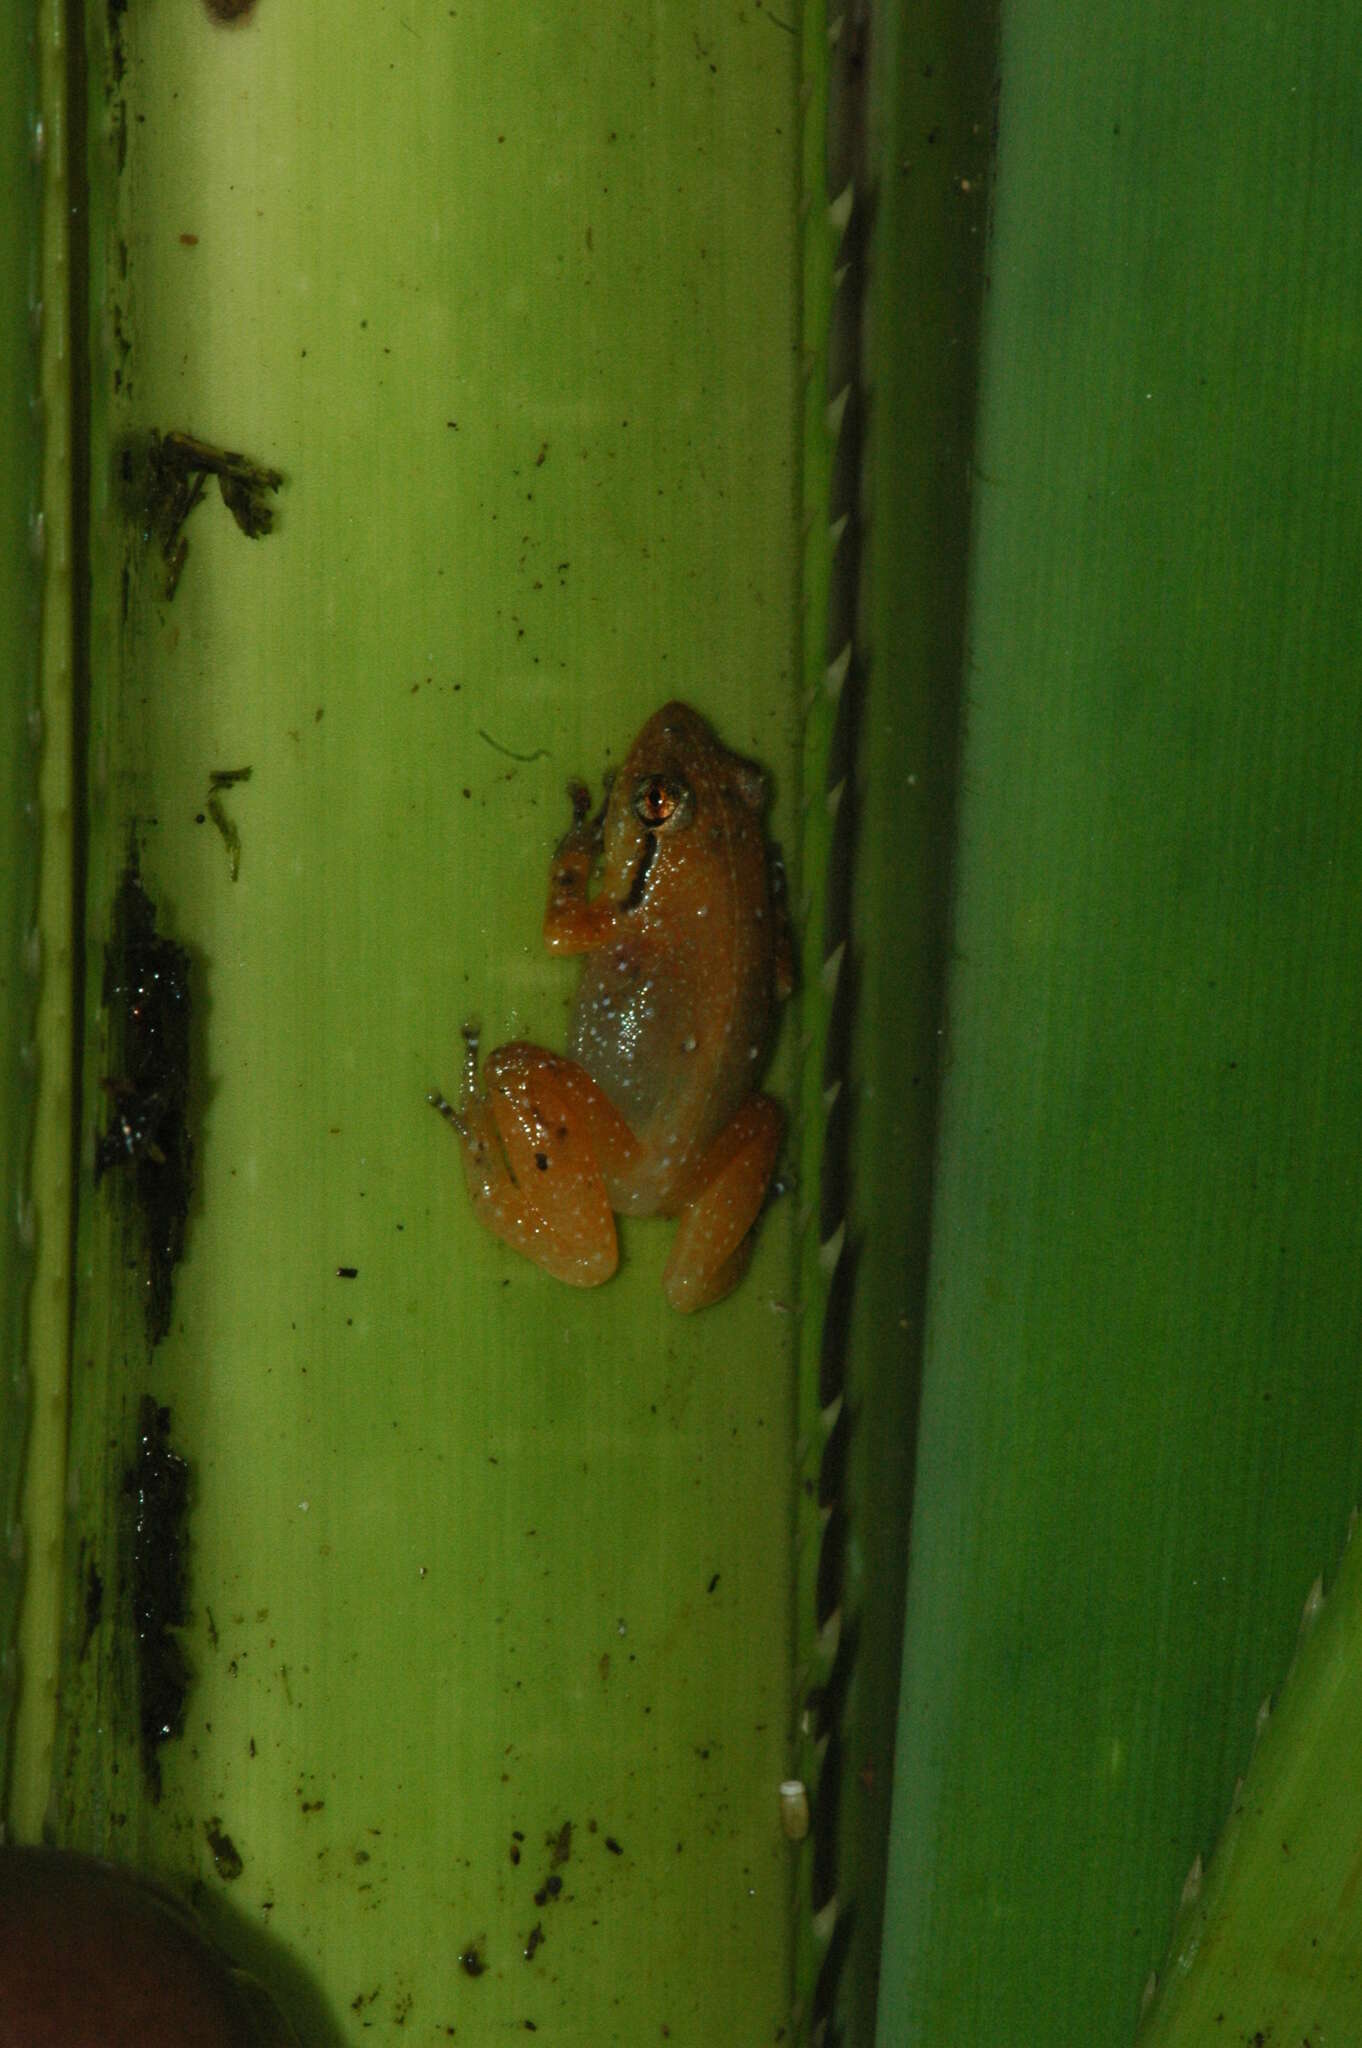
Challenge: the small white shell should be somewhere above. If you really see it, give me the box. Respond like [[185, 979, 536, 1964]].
[[779, 1779, 810, 1842]]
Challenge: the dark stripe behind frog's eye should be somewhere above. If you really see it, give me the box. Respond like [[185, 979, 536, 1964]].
[[621, 830, 657, 910]]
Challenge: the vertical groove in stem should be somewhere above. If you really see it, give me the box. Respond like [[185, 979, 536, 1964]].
[[12, 0, 78, 1839]]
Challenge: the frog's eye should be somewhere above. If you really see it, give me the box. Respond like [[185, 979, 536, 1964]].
[[633, 774, 692, 830]]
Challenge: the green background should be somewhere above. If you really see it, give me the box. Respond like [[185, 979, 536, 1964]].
[[4, 3, 1362, 2045]]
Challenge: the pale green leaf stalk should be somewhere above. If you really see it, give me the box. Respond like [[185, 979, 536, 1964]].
[[21, 2, 834, 2045]]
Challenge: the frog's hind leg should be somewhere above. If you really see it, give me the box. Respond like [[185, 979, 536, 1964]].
[[662, 1094, 783, 1313], [432, 1039, 639, 1290]]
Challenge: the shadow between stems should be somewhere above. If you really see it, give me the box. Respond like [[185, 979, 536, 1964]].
[[196, 1879, 350, 2048], [807, 1, 1002, 2043]]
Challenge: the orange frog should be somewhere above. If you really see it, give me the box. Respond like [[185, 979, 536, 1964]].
[[432, 702, 792, 1311]]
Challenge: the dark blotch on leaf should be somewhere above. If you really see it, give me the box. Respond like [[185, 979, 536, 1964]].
[[204, 1818, 244, 1882], [80, 1552, 104, 1658], [131, 429, 283, 599], [97, 859, 193, 1347], [125, 1397, 192, 1797]]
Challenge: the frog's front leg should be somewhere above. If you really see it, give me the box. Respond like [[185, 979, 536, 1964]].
[[431, 1031, 641, 1288], [662, 1094, 783, 1313], [543, 779, 619, 954]]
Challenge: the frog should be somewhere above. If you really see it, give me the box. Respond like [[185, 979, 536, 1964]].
[[431, 701, 792, 1311]]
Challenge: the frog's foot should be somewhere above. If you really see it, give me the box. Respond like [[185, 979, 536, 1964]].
[[426, 1022, 483, 1137], [438, 1041, 641, 1289], [662, 1093, 783, 1313]]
